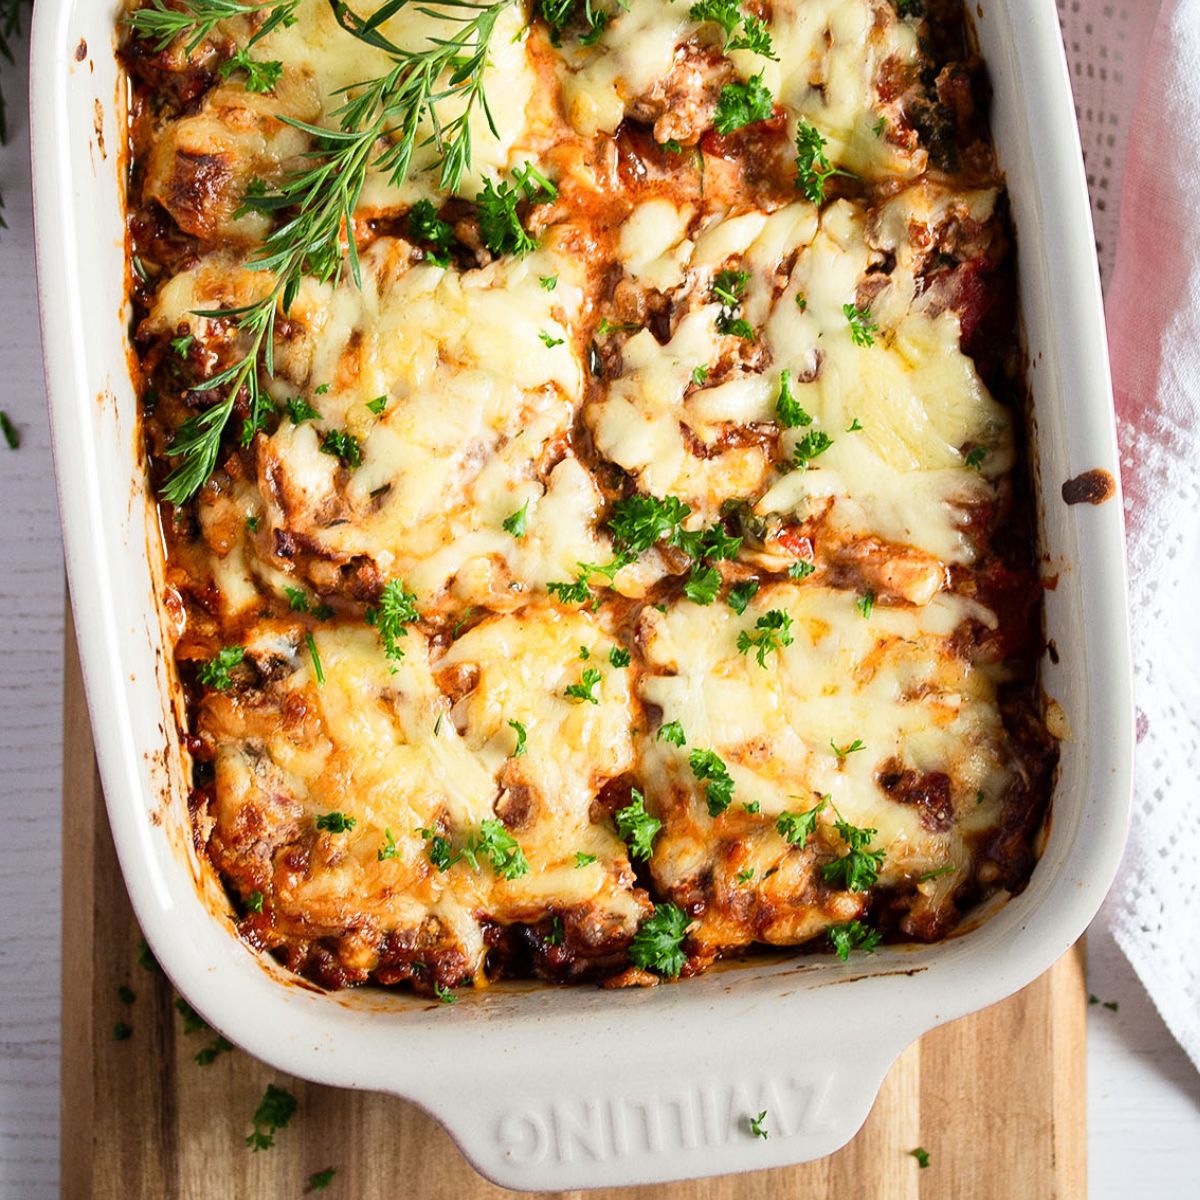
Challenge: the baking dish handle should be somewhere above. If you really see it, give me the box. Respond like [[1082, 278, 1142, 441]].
[[421, 1034, 907, 1191]]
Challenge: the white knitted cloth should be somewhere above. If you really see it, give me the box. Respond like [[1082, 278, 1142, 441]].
[[1085, 0, 1200, 1072]]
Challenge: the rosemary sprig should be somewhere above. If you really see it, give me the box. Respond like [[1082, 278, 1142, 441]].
[[126, 0, 299, 55], [153, 0, 518, 504]]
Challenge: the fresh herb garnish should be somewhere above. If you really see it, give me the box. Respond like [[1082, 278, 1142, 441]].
[[614, 790, 661, 860], [794, 118, 853, 204], [315, 811, 356, 833], [366, 394, 389, 415], [539, 329, 565, 348], [365, 578, 420, 664], [821, 810, 885, 891], [689, 0, 776, 59], [856, 590, 875, 619], [0, 411, 19, 449], [775, 368, 812, 428], [433, 981, 457, 1004], [711, 268, 753, 338], [828, 918, 881, 961], [474, 818, 529, 879], [689, 747, 735, 816], [305, 633, 324, 686], [964, 445, 987, 470], [629, 902, 690, 976], [830, 738, 864, 758], [307, 1168, 337, 1192], [508, 718, 528, 758], [246, 1083, 297, 1151], [218, 47, 283, 92], [195, 1035, 234, 1065], [776, 797, 825, 845], [657, 720, 687, 746], [502, 500, 530, 537], [574, 851, 598, 867], [736, 608, 794, 666], [564, 666, 603, 705], [844, 302, 879, 347], [910, 1147, 931, 1169], [320, 428, 363, 469], [713, 71, 774, 135], [285, 586, 309, 612], [247, 889, 264, 912], [407, 198, 454, 265], [285, 395, 320, 424], [174, 997, 209, 1034], [793, 428, 833, 469], [539, 273, 558, 290], [727, 579, 759, 614], [113, 1021, 133, 1042], [788, 560, 815, 579], [749, 1110, 768, 1139], [197, 645, 244, 691]]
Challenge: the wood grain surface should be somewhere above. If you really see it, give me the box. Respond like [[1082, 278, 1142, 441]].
[[60, 624, 1088, 1200]]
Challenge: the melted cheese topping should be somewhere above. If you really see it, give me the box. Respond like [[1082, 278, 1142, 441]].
[[128, 0, 1052, 989]]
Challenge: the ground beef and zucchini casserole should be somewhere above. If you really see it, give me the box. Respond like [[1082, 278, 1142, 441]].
[[122, 0, 1058, 995]]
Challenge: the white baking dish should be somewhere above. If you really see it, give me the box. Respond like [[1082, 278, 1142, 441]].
[[31, 0, 1132, 1188]]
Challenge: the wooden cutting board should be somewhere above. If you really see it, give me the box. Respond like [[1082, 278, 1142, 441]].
[[59, 622, 1087, 1199]]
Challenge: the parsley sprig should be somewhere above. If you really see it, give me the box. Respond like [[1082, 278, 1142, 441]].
[[246, 1083, 297, 1151], [615, 790, 661, 860], [629, 903, 690, 976], [365, 578, 420, 664], [736, 608, 794, 666], [713, 71, 774, 135], [821, 810, 885, 891], [690, 748, 735, 816], [688, 0, 776, 59], [794, 118, 854, 205]]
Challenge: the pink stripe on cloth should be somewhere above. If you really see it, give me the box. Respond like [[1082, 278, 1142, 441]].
[[1103, 0, 1200, 1072]]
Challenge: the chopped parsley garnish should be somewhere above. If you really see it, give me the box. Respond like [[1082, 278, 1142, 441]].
[[305, 633, 324, 686], [113, 1021, 133, 1042], [750, 1110, 768, 1139], [315, 811, 355, 833], [476, 176, 537, 257], [137, 938, 160, 973], [308, 1168, 337, 1192], [918, 864, 955, 882], [595, 317, 641, 336], [247, 889, 264, 912], [828, 918, 882, 961], [578, 645, 590, 659], [197, 645, 244, 691], [713, 71, 774, 135], [629, 902, 690, 976], [366, 394, 389, 415], [315, 383, 330, 395], [508, 718, 528, 758], [117, 985, 135, 1004], [285, 395, 320, 424], [474, 818, 530, 879], [776, 798, 825, 845], [433, 981, 457, 1004], [910, 1147, 931, 1169], [218, 48, 283, 92], [684, 563, 722, 605], [574, 851, 598, 867], [775, 368, 813, 428], [689, 747, 735, 816], [547, 915, 564, 945], [539, 329, 565, 348], [846, 417, 863, 432], [608, 493, 691, 557], [174, 997, 209, 1034], [285, 586, 309, 612], [195, 1035, 233, 1066], [844, 302, 879, 347], [246, 515, 260, 532], [1088, 995, 1120, 1012], [964, 445, 987, 470], [831, 738, 864, 758], [788, 560, 815, 579], [547, 576, 594, 606], [821, 810, 885, 891], [691, 364, 710, 385], [856, 590, 875, 619], [538, 273, 558, 290], [320, 428, 363, 469], [735, 867, 754, 884], [794, 118, 853, 204], [660, 138, 683, 153], [377, 828, 401, 861], [564, 666, 603, 704], [872, 115, 886, 137], [793, 428, 834, 469], [711, 268, 754, 338], [742, 799, 761, 814], [736, 608, 794, 666], [689, 0, 777, 59], [795, 294, 808, 310], [608, 646, 630, 668], [502, 500, 530, 538], [727, 579, 759, 614], [657, 719, 687, 746], [169, 333, 194, 357], [615, 790, 661, 860], [407, 198, 454, 266], [365, 579, 420, 664], [421, 828, 458, 871], [246, 1084, 297, 1151]]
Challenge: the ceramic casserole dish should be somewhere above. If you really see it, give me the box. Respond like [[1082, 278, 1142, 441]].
[[31, 0, 1132, 1188]]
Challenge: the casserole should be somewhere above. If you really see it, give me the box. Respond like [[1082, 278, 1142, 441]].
[[32, 0, 1133, 1189]]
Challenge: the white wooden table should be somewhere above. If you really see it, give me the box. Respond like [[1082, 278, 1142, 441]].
[[0, 9, 1196, 1196]]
